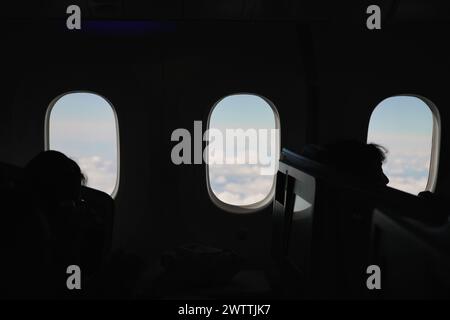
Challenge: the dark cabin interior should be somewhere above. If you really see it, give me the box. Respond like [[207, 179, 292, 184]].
[[1, 0, 450, 302]]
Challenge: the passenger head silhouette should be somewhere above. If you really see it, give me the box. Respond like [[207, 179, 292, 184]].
[[25, 150, 86, 209], [24, 151, 91, 298], [322, 140, 389, 187]]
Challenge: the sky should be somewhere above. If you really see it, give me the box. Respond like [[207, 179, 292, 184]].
[[208, 94, 278, 206], [367, 95, 434, 195], [49, 92, 118, 195]]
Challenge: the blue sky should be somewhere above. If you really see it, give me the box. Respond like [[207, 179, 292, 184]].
[[209, 94, 276, 129], [368, 96, 432, 135]]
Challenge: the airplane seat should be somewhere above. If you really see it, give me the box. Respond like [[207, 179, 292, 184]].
[[0, 162, 54, 298], [330, 186, 380, 298], [273, 149, 339, 298], [274, 149, 387, 299], [0, 162, 115, 298], [269, 169, 293, 296], [369, 209, 450, 299], [290, 146, 441, 298], [80, 186, 115, 268], [373, 187, 448, 225], [344, 186, 449, 299]]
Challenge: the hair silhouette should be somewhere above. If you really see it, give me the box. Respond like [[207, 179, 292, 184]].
[[303, 140, 389, 186], [25, 150, 86, 209], [325, 140, 389, 186]]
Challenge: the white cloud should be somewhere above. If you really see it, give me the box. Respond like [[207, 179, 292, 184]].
[[214, 175, 227, 184], [382, 152, 430, 195], [216, 191, 269, 207], [369, 132, 433, 195], [209, 164, 275, 206], [387, 175, 428, 195], [72, 155, 117, 195]]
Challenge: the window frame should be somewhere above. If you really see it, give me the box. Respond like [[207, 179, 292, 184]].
[[367, 94, 441, 193], [205, 93, 281, 214], [44, 91, 121, 198]]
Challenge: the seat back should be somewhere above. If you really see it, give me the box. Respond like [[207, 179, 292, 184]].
[[273, 149, 339, 298], [80, 186, 115, 260], [369, 209, 450, 299], [273, 149, 400, 298]]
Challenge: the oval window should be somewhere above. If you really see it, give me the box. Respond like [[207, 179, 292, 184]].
[[46, 92, 120, 196], [206, 94, 280, 212]]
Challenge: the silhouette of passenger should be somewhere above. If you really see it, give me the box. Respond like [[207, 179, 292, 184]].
[[303, 140, 389, 187], [22, 151, 145, 299], [0, 151, 87, 298], [24, 151, 102, 297], [25, 150, 86, 211]]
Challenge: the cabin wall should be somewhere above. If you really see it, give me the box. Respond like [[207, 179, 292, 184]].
[[1, 18, 449, 266], [311, 21, 450, 195], [0, 22, 306, 265]]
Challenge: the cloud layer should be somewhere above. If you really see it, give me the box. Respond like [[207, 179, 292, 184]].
[[71, 147, 430, 203], [210, 146, 432, 206], [369, 132, 432, 195], [209, 164, 274, 206], [383, 151, 430, 195], [73, 155, 117, 195]]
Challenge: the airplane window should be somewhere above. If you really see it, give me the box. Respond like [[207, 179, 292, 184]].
[[206, 94, 280, 213], [367, 95, 440, 195], [46, 92, 120, 197]]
